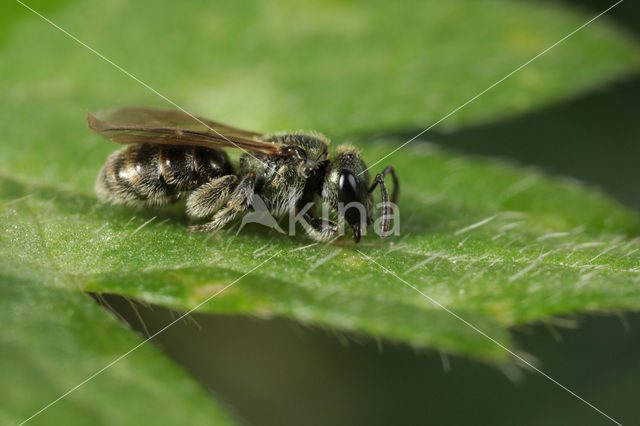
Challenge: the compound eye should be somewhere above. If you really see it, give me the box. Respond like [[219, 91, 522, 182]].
[[338, 170, 360, 205], [338, 169, 366, 241]]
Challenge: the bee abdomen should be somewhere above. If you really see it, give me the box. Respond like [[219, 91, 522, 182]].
[[95, 144, 231, 206]]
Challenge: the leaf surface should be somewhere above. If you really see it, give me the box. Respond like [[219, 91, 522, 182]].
[[0, 1, 639, 412], [0, 274, 236, 425], [2, 141, 639, 360]]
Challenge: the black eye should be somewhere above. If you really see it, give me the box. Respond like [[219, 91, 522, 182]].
[[338, 169, 366, 234], [338, 170, 359, 205]]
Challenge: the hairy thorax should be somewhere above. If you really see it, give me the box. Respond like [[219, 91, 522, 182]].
[[239, 132, 329, 216]]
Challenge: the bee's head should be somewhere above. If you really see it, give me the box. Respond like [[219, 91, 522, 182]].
[[322, 145, 374, 242]]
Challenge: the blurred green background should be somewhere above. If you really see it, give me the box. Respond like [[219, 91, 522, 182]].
[[3, 0, 639, 424], [100, 1, 640, 425]]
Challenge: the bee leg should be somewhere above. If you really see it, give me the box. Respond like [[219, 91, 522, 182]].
[[188, 173, 255, 233], [368, 165, 399, 238], [302, 212, 340, 242], [186, 175, 239, 218]]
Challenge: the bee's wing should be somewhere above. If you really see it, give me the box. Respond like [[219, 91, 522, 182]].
[[87, 107, 284, 155]]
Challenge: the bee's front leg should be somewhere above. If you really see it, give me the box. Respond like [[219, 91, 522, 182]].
[[300, 211, 340, 242], [188, 173, 255, 233]]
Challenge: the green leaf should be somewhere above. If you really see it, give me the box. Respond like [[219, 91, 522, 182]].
[[0, 275, 236, 425], [1, 0, 640, 374], [2, 141, 639, 360]]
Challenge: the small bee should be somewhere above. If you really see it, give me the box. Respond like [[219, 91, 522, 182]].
[[89, 107, 398, 242]]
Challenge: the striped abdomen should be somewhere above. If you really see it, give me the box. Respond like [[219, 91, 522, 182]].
[[95, 144, 232, 206]]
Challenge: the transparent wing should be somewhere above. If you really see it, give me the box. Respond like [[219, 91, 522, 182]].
[[87, 107, 284, 155]]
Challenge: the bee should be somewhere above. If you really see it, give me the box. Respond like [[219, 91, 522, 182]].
[[88, 107, 398, 242]]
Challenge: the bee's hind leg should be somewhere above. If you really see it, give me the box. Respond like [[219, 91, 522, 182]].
[[188, 173, 255, 233], [186, 175, 238, 219]]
